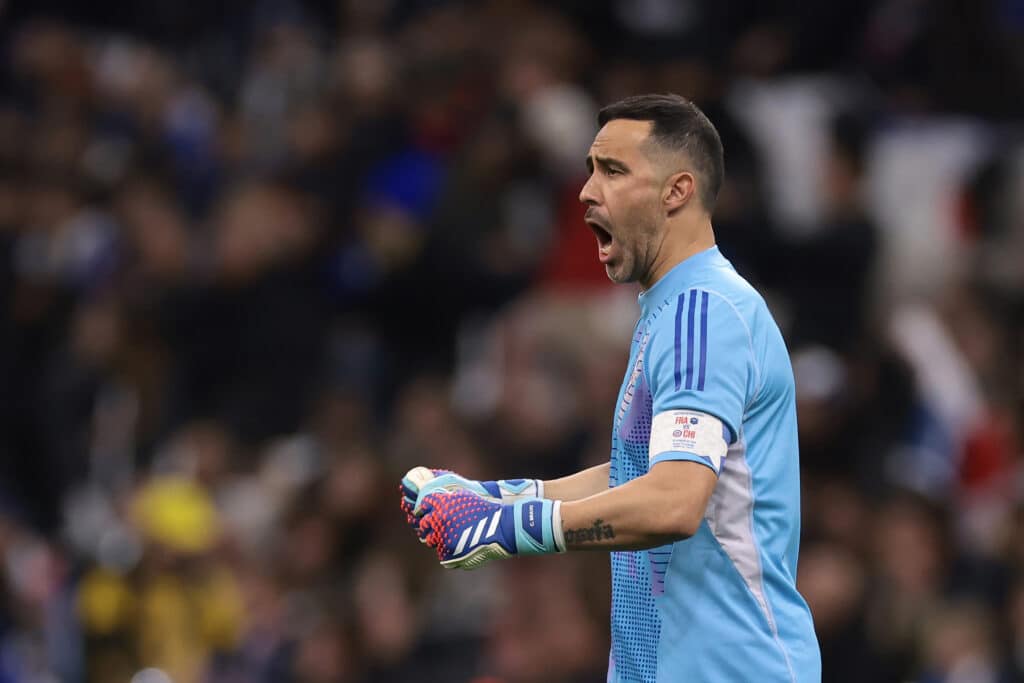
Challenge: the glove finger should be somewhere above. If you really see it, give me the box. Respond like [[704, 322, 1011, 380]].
[[418, 493, 438, 515], [399, 484, 413, 508], [399, 487, 419, 523], [400, 467, 432, 505], [399, 486, 430, 542], [417, 513, 439, 546], [417, 494, 446, 545], [405, 510, 420, 530], [403, 466, 452, 517], [411, 511, 431, 543], [399, 495, 415, 518], [400, 482, 419, 506], [401, 467, 441, 495]]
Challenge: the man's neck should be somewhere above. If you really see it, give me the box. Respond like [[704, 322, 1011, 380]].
[[640, 219, 715, 291]]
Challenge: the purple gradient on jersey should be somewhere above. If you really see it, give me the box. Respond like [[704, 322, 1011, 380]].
[[626, 549, 638, 579], [649, 547, 673, 597], [618, 374, 652, 445], [614, 331, 650, 433], [610, 323, 661, 680], [650, 569, 666, 596]]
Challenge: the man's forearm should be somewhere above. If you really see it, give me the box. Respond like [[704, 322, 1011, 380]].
[[557, 461, 716, 551], [542, 462, 610, 501]]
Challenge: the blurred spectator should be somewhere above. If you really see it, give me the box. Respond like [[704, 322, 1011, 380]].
[[798, 543, 882, 683], [778, 110, 880, 351], [76, 478, 242, 683]]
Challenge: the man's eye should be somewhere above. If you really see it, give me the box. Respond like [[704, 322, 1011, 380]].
[[606, 168, 621, 176]]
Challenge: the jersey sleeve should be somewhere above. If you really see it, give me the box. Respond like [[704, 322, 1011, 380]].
[[644, 289, 754, 475]]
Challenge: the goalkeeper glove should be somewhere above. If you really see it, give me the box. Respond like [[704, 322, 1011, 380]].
[[399, 466, 543, 526], [416, 489, 565, 569]]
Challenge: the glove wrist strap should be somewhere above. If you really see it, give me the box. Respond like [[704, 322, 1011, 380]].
[[511, 499, 565, 555], [492, 478, 544, 500], [551, 500, 565, 552]]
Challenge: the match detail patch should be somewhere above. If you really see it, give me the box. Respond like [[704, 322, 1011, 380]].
[[649, 410, 728, 471]]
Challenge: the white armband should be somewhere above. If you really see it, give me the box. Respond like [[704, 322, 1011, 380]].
[[649, 410, 729, 472]]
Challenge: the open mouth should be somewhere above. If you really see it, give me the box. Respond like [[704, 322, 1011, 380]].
[[585, 217, 613, 248]]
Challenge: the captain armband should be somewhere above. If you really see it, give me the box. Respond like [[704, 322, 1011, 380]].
[[649, 410, 729, 473]]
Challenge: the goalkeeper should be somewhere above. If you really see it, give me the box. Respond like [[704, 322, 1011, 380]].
[[401, 94, 820, 682]]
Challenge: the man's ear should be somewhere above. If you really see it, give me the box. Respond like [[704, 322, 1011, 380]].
[[664, 171, 696, 214]]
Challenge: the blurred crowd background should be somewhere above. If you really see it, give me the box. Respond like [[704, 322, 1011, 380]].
[[1, 0, 1024, 681]]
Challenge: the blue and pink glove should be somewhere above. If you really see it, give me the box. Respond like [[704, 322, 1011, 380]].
[[399, 466, 544, 527], [415, 489, 565, 569]]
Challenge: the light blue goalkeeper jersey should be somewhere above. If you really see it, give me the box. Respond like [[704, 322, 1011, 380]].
[[607, 245, 820, 683]]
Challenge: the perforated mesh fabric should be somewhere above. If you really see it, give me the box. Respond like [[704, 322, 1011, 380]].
[[608, 326, 662, 682]]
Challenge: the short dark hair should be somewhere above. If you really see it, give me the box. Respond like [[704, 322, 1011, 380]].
[[598, 93, 724, 212]]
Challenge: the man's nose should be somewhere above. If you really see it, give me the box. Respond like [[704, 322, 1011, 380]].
[[579, 176, 599, 206]]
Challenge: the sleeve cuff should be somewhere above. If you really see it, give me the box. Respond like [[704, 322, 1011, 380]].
[[649, 450, 722, 476], [551, 500, 565, 552]]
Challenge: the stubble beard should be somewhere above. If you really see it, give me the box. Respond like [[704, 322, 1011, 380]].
[[607, 211, 659, 285]]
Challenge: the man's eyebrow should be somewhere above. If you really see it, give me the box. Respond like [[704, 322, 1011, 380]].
[[585, 155, 629, 173]]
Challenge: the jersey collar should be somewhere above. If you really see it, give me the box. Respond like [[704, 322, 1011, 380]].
[[638, 245, 726, 318]]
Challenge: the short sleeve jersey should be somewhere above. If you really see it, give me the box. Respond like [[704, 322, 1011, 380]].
[[607, 246, 821, 682]]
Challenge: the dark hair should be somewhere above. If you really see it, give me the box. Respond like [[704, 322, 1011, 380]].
[[598, 93, 724, 211]]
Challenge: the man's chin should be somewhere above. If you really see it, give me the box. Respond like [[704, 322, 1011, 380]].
[[604, 263, 634, 284]]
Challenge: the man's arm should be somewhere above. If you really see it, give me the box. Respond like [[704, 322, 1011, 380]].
[[403, 463, 611, 519], [542, 462, 610, 501], [413, 459, 717, 568], [559, 460, 716, 550]]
